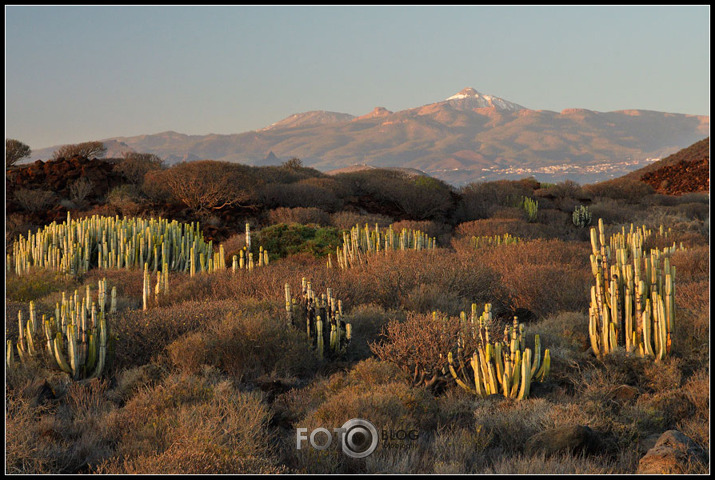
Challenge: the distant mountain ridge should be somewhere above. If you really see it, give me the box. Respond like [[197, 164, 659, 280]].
[[28, 87, 709, 185]]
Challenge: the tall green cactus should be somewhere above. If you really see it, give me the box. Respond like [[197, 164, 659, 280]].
[[521, 197, 539, 223], [447, 304, 550, 400], [333, 223, 437, 269], [8, 278, 116, 380], [572, 205, 592, 228], [588, 218, 678, 361], [284, 278, 351, 359], [9, 213, 213, 276]]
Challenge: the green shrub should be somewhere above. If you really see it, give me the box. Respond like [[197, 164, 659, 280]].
[[257, 223, 341, 259]]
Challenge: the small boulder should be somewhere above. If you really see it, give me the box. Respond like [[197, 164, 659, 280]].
[[637, 430, 707, 474], [611, 384, 640, 402]]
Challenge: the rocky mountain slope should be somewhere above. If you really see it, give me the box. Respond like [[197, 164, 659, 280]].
[[28, 87, 709, 186], [623, 137, 709, 195]]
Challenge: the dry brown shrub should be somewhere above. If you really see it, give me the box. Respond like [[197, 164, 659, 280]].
[[474, 239, 591, 318], [390, 219, 451, 244], [114, 152, 164, 185], [14, 188, 56, 212], [112, 298, 269, 370], [167, 308, 318, 381], [66, 379, 111, 416], [583, 178, 654, 203], [671, 245, 710, 282], [329, 211, 394, 230], [261, 179, 341, 211], [457, 179, 536, 221], [219, 231, 247, 258], [401, 282, 466, 316], [490, 206, 525, 220], [588, 198, 641, 225], [100, 374, 284, 474], [482, 452, 619, 474], [342, 304, 404, 361], [472, 398, 563, 452], [291, 381, 439, 473], [267, 206, 330, 226], [677, 368, 710, 451], [370, 311, 462, 388], [683, 368, 709, 415], [634, 390, 694, 429], [6, 391, 58, 473], [455, 218, 540, 240]]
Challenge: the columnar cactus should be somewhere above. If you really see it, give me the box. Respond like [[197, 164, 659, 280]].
[[521, 197, 539, 223], [588, 218, 678, 361], [8, 278, 116, 379], [447, 304, 550, 400], [8, 214, 213, 276], [284, 278, 351, 359], [471, 233, 521, 249], [572, 205, 592, 228], [334, 223, 437, 269]]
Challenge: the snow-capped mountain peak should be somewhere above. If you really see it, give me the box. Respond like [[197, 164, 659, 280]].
[[445, 87, 525, 111]]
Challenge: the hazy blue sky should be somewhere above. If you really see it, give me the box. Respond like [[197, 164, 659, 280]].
[[5, 5, 710, 150]]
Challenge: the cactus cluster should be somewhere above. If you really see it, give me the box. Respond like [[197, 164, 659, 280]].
[[572, 204, 592, 228], [7, 278, 116, 380], [284, 278, 351, 359], [8, 213, 214, 276], [471, 233, 521, 249], [588, 219, 679, 361], [331, 223, 436, 269], [229, 223, 270, 272], [521, 197, 539, 223], [447, 304, 550, 399], [8, 214, 269, 279]]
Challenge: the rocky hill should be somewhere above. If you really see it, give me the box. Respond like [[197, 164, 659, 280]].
[[632, 137, 710, 195]]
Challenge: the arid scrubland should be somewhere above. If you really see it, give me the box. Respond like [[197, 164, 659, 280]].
[[5, 150, 710, 474]]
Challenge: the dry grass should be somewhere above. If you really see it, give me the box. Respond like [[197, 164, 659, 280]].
[[96, 373, 285, 474], [167, 307, 319, 381]]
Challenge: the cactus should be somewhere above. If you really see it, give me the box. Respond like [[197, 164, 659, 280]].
[[8, 214, 214, 277], [572, 205, 592, 228], [471, 233, 521, 249], [521, 197, 539, 223], [7, 278, 116, 379], [284, 278, 351, 359], [334, 223, 437, 269], [447, 305, 550, 399], [587, 218, 677, 361]]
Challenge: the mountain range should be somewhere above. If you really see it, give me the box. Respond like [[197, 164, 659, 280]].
[[29, 87, 709, 186]]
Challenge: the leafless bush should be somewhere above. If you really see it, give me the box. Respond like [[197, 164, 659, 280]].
[[6, 138, 31, 168], [69, 177, 94, 207], [158, 160, 259, 215], [52, 141, 106, 160], [115, 152, 164, 185], [14, 189, 55, 212], [370, 311, 465, 388]]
